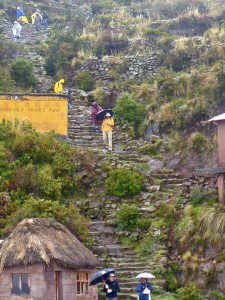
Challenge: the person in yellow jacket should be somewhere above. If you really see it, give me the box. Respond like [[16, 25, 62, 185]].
[[54, 79, 65, 93], [102, 113, 114, 151], [31, 10, 43, 31]]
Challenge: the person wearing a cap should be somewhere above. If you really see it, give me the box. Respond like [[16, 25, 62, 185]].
[[16, 7, 25, 19], [103, 273, 120, 300], [136, 277, 153, 300], [102, 113, 114, 151]]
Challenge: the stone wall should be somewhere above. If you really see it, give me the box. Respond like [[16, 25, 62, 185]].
[[78, 53, 158, 82], [0, 264, 98, 300]]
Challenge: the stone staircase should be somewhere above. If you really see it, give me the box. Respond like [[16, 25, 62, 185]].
[[66, 97, 187, 299], [67, 97, 130, 151], [1, 19, 54, 92], [89, 221, 166, 300]]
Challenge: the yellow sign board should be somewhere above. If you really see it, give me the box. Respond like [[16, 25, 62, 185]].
[[0, 95, 68, 135]]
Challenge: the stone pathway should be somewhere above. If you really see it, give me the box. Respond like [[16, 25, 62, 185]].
[[1, 19, 54, 92], [66, 95, 187, 298]]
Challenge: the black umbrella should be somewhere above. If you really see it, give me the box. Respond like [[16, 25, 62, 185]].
[[89, 268, 115, 286], [96, 109, 114, 122]]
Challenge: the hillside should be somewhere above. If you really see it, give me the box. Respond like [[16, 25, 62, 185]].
[[0, 0, 225, 299]]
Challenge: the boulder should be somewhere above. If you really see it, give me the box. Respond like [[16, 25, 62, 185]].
[[148, 159, 164, 171]]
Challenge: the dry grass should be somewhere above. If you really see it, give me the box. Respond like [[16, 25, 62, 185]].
[[0, 218, 98, 269], [176, 205, 225, 250]]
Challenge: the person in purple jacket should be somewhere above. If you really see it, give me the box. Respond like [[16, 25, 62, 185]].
[[136, 278, 153, 300], [91, 102, 102, 132]]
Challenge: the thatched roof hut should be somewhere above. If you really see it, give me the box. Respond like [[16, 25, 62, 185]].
[[0, 218, 97, 270]]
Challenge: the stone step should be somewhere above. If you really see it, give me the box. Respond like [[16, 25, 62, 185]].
[[163, 183, 184, 189], [111, 262, 152, 269], [118, 293, 137, 300], [116, 268, 157, 276]]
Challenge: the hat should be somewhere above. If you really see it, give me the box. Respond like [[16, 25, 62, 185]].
[[109, 273, 115, 277], [105, 113, 111, 117], [17, 7, 20, 10]]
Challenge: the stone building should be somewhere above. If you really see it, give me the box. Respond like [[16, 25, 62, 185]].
[[0, 218, 98, 300]]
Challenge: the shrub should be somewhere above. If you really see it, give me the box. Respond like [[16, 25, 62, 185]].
[[176, 204, 225, 250], [12, 132, 60, 164], [136, 218, 151, 230], [211, 291, 225, 300], [36, 165, 62, 201], [105, 167, 144, 197], [136, 236, 155, 256], [114, 94, 146, 135], [190, 187, 205, 207], [116, 204, 139, 231], [176, 282, 203, 300], [0, 68, 15, 92], [94, 32, 129, 56], [93, 87, 109, 108], [45, 55, 56, 76], [0, 198, 93, 246], [188, 132, 208, 152], [144, 28, 164, 39], [76, 71, 95, 92], [166, 272, 178, 292], [10, 59, 37, 87]]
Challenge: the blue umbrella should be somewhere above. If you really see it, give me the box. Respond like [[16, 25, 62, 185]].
[[89, 268, 115, 286]]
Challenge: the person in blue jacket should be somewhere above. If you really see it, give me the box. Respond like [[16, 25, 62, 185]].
[[136, 278, 153, 300], [16, 7, 25, 19]]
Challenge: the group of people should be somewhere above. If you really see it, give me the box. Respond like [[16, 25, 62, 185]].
[[12, 6, 49, 40], [53, 81, 114, 151], [91, 102, 114, 152], [103, 273, 153, 300]]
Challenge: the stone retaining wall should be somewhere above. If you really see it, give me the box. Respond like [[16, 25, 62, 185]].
[[77, 53, 158, 82]]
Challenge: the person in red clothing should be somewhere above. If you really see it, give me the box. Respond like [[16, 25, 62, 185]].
[[91, 102, 102, 132]]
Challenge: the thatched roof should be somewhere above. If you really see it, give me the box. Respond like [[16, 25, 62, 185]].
[[207, 113, 225, 123], [0, 218, 98, 270]]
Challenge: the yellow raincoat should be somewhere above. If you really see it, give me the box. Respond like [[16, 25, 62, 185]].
[[31, 13, 36, 24], [21, 16, 28, 24], [54, 79, 65, 93], [31, 12, 42, 24], [102, 118, 114, 132]]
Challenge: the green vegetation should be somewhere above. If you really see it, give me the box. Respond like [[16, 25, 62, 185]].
[[114, 94, 146, 135], [75, 71, 95, 92], [211, 291, 225, 300], [188, 132, 208, 152], [1, 198, 92, 245], [176, 204, 225, 250], [105, 167, 144, 197], [176, 282, 203, 300], [1, 0, 225, 298], [116, 204, 139, 231], [0, 120, 96, 245], [10, 59, 37, 87], [116, 203, 151, 231]]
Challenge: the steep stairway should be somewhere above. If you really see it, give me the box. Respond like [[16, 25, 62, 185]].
[[67, 97, 130, 151], [67, 97, 187, 298], [1, 19, 53, 92], [89, 221, 166, 300]]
